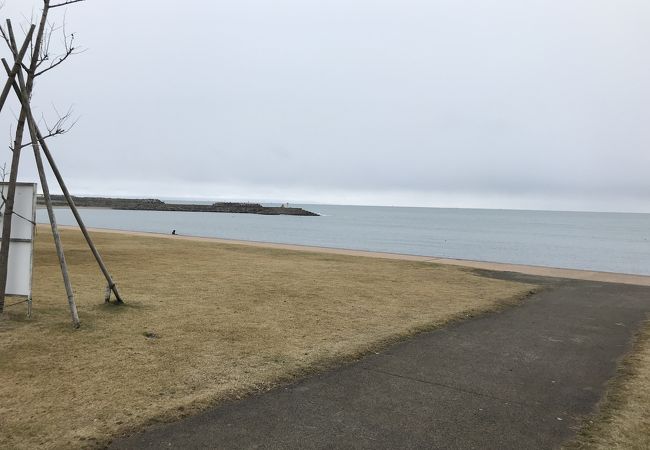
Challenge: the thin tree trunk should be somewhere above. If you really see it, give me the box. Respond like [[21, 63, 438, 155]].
[[0, 108, 26, 312], [0, 6, 53, 311]]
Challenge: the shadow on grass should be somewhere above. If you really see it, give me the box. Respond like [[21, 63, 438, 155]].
[[94, 300, 148, 314]]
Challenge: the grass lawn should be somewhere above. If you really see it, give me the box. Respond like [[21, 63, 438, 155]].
[[1, 226, 535, 449], [569, 320, 650, 450]]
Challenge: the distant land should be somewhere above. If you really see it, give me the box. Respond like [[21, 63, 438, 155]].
[[37, 195, 319, 216]]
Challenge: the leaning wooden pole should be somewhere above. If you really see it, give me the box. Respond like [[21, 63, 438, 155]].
[[2, 58, 124, 304], [31, 126, 80, 326], [31, 138, 80, 326], [35, 128, 124, 303], [0, 24, 34, 114]]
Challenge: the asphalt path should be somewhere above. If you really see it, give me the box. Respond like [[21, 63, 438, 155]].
[[110, 272, 650, 449]]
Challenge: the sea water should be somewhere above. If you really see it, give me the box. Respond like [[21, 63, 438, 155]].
[[37, 204, 650, 276]]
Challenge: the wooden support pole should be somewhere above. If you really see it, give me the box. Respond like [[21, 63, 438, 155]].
[[0, 23, 34, 114], [33, 139, 80, 326], [31, 127, 80, 327], [3, 25, 80, 327], [35, 128, 124, 304]]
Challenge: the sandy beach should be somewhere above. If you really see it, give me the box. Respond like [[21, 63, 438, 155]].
[[57, 224, 650, 287]]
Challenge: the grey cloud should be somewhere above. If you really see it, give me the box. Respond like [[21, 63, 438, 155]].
[[0, 0, 648, 212]]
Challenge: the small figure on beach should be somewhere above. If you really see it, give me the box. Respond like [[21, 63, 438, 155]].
[[171, 229, 176, 235]]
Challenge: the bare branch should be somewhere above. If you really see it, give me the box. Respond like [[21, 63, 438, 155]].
[[0, 160, 34, 224], [34, 20, 55, 68], [0, 24, 11, 53], [7, 123, 12, 152], [0, 162, 32, 225], [0, 23, 23, 66], [0, 162, 7, 209], [0, 23, 31, 74], [34, 13, 84, 77], [47, 104, 79, 134], [50, 0, 85, 8], [17, 105, 78, 148]]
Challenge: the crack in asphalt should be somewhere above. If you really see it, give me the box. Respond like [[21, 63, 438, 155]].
[[360, 365, 539, 409]]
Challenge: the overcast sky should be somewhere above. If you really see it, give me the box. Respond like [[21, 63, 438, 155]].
[[1, 0, 649, 212]]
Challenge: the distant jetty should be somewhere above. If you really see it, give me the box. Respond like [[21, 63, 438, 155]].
[[38, 195, 319, 216]]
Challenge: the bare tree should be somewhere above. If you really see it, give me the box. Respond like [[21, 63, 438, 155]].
[[0, 0, 124, 325], [0, 0, 84, 321]]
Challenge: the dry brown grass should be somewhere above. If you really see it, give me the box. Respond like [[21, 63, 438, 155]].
[[0, 226, 535, 449], [568, 320, 650, 450]]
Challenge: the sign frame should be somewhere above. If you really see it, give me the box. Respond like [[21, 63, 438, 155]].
[[0, 182, 37, 313]]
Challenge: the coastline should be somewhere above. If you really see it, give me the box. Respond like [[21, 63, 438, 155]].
[[37, 196, 319, 216], [13, 225, 650, 448], [51, 224, 650, 287], [7, 224, 536, 449]]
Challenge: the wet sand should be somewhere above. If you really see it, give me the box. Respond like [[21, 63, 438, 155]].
[[49, 225, 650, 287]]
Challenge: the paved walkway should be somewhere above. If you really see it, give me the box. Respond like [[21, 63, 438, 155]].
[[110, 273, 650, 449]]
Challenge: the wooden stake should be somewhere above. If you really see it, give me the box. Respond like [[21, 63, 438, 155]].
[[35, 128, 125, 304], [32, 133, 80, 327], [0, 23, 34, 114], [1, 67, 124, 306]]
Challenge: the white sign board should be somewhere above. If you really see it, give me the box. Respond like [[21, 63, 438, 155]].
[[0, 183, 36, 297]]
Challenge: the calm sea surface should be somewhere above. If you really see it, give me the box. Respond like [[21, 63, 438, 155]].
[[37, 205, 650, 276]]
